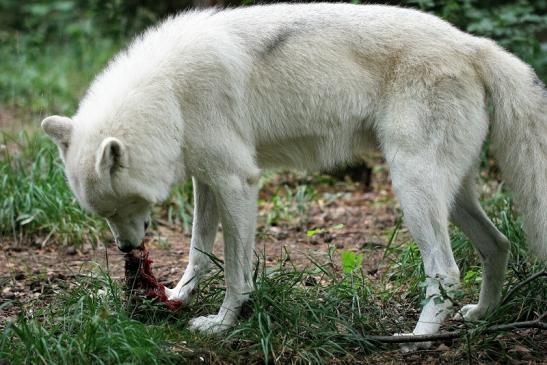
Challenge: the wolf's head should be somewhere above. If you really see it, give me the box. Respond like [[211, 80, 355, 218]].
[[41, 115, 154, 252]]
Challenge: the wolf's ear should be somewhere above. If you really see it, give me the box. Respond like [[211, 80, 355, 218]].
[[95, 137, 127, 178], [41, 115, 73, 150]]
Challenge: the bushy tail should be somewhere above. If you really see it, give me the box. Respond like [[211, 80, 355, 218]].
[[474, 39, 547, 260]]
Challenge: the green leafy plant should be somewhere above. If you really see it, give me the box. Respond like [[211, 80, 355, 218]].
[[263, 184, 316, 227], [341, 251, 364, 274]]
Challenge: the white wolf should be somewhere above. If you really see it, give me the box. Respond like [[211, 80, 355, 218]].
[[42, 3, 546, 345]]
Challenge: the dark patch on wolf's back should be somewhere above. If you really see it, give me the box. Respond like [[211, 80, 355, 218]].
[[261, 20, 309, 59], [263, 28, 295, 56]]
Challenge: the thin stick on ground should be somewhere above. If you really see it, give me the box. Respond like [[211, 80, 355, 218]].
[[501, 270, 547, 305], [367, 269, 547, 344], [365, 315, 546, 343]]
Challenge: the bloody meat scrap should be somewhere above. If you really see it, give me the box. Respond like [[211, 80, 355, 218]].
[[124, 245, 183, 310]]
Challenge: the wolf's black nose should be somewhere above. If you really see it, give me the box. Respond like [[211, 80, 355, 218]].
[[118, 245, 133, 253]]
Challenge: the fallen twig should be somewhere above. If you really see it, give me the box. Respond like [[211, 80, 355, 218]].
[[501, 270, 547, 305], [365, 316, 546, 343]]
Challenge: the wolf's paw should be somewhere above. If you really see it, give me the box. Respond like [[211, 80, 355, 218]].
[[165, 286, 195, 303], [189, 314, 233, 334], [453, 304, 485, 322], [394, 333, 432, 353]]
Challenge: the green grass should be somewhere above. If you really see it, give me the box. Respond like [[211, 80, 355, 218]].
[[1, 197, 545, 364], [0, 131, 107, 246], [0, 271, 182, 364]]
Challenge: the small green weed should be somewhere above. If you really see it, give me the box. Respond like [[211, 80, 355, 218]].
[[260, 184, 317, 227]]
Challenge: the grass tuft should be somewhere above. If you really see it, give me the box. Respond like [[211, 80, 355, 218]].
[[0, 131, 107, 246]]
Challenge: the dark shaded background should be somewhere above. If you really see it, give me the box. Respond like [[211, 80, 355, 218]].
[[1, 0, 546, 66], [1, 0, 545, 116]]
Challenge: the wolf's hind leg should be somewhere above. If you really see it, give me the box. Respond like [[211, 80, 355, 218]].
[[389, 158, 461, 342], [451, 174, 510, 321], [166, 177, 220, 302], [381, 132, 471, 351], [379, 76, 488, 350]]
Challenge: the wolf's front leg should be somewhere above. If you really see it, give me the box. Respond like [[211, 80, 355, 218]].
[[189, 174, 258, 334], [166, 177, 219, 303]]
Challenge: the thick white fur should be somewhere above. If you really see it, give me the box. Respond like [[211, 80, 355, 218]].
[[42, 3, 546, 345]]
